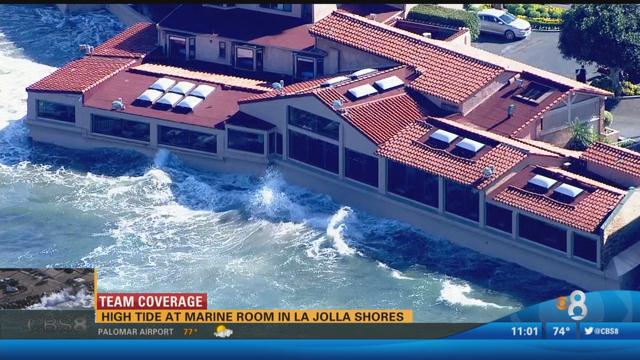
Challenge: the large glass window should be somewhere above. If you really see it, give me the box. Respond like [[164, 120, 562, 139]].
[[168, 35, 186, 60], [486, 203, 512, 233], [345, 148, 378, 187], [288, 130, 338, 174], [235, 47, 255, 71], [288, 106, 339, 140], [227, 128, 265, 154], [37, 100, 75, 123], [574, 234, 597, 263], [295, 56, 316, 80], [91, 115, 150, 142], [260, 4, 292, 12], [518, 214, 567, 252], [268, 132, 283, 155], [445, 180, 480, 222], [158, 126, 217, 154], [387, 160, 439, 208]]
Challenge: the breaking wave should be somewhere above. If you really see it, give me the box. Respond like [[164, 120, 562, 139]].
[[438, 280, 512, 309], [26, 286, 94, 310]]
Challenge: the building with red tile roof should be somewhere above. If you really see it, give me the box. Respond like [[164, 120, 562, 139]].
[[91, 22, 158, 59], [309, 10, 504, 104], [27, 56, 137, 94], [490, 166, 625, 233], [580, 142, 640, 188]]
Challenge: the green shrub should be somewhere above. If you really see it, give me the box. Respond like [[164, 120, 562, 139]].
[[548, 8, 563, 19], [527, 9, 541, 18], [589, 76, 614, 92], [604, 111, 614, 128], [568, 118, 598, 150], [506, 4, 518, 13], [515, 6, 526, 16], [539, 11, 549, 18], [408, 4, 480, 40]]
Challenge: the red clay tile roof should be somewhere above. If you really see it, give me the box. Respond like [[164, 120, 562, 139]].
[[91, 23, 158, 59], [26, 56, 136, 93], [377, 120, 528, 189], [344, 92, 426, 144], [581, 142, 640, 178], [490, 167, 624, 232], [309, 11, 504, 103]]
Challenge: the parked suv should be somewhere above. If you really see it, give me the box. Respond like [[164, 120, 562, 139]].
[[478, 9, 531, 40]]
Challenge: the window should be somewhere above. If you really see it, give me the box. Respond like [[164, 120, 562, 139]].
[[574, 233, 597, 263], [499, 13, 516, 24], [219, 41, 226, 58], [168, 35, 186, 59], [288, 106, 339, 140], [235, 46, 255, 71], [158, 126, 217, 154], [445, 180, 479, 222], [188, 37, 196, 60], [387, 160, 439, 208], [295, 56, 316, 80], [288, 130, 338, 174], [260, 4, 292, 12], [515, 83, 552, 103], [268, 132, 283, 155], [518, 214, 567, 252], [486, 203, 512, 233], [227, 128, 265, 154], [345, 148, 378, 187], [91, 115, 150, 142], [37, 100, 75, 123]]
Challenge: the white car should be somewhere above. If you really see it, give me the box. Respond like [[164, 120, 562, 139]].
[[478, 9, 531, 40]]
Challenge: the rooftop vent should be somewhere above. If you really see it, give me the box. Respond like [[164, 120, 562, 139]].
[[136, 89, 163, 103], [528, 174, 557, 190], [190, 84, 215, 99], [156, 92, 183, 108], [322, 76, 350, 87], [483, 165, 496, 178], [507, 104, 516, 117], [368, 13, 377, 21], [79, 44, 94, 55], [332, 99, 346, 114], [176, 96, 204, 112], [149, 78, 176, 92], [374, 76, 404, 91], [554, 183, 584, 199], [430, 129, 458, 144], [111, 98, 125, 111], [349, 68, 377, 79], [271, 80, 285, 95], [348, 84, 378, 99], [516, 79, 525, 88], [456, 138, 485, 153], [422, 32, 432, 39], [169, 81, 196, 95]]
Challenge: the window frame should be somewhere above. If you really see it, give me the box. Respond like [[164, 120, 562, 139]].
[[225, 125, 267, 155], [90, 114, 150, 143], [157, 125, 218, 154], [287, 129, 339, 174], [287, 106, 339, 141], [344, 148, 379, 188], [36, 100, 75, 124], [218, 41, 227, 58]]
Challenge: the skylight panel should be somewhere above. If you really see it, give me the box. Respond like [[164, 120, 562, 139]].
[[190, 84, 215, 99], [554, 183, 584, 198], [456, 138, 485, 153], [136, 89, 164, 103], [149, 78, 176, 92], [528, 174, 557, 190], [176, 96, 203, 111], [169, 81, 196, 95], [322, 76, 350, 87], [374, 76, 404, 91], [350, 68, 377, 79], [156, 92, 183, 107], [348, 84, 378, 99], [430, 129, 458, 144]]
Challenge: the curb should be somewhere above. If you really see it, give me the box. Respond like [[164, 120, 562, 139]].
[[531, 28, 560, 32]]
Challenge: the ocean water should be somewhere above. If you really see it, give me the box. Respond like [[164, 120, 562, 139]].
[[0, 4, 575, 320]]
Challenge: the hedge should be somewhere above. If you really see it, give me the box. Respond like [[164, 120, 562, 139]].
[[408, 4, 480, 40], [517, 15, 562, 30]]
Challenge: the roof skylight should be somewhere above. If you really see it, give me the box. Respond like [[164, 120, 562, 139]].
[[322, 76, 350, 87], [349, 68, 377, 79], [430, 129, 458, 144], [176, 96, 203, 111], [190, 84, 215, 99], [156, 92, 183, 107], [348, 84, 378, 99], [554, 183, 584, 198], [149, 78, 175, 92], [169, 81, 196, 95], [374, 76, 404, 91], [456, 138, 485, 153], [528, 174, 557, 190], [136, 89, 164, 103]]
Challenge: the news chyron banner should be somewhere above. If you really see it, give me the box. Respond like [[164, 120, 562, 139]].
[[96, 293, 413, 325]]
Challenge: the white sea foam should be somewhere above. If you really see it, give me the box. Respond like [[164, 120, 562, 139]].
[[439, 280, 511, 309], [326, 207, 357, 256], [26, 286, 94, 310]]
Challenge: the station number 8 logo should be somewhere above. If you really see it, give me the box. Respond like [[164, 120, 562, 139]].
[[568, 290, 588, 321]]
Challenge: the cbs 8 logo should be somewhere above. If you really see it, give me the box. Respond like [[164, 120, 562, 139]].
[[567, 290, 588, 321]]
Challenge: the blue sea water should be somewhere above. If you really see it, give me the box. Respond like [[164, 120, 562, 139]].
[[0, 4, 575, 320]]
